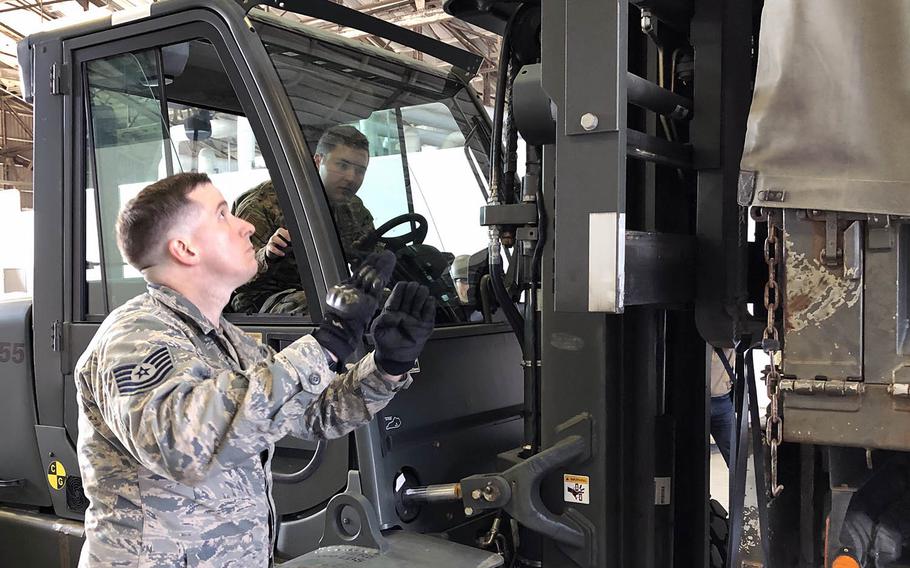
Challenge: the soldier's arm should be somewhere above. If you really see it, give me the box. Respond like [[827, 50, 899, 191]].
[[289, 352, 410, 441], [88, 313, 401, 484]]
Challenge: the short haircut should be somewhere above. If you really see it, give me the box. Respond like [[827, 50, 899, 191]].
[[315, 124, 369, 156], [116, 172, 211, 270]]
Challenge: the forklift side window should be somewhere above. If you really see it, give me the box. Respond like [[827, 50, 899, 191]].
[[254, 18, 494, 325], [81, 39, 305, 318]]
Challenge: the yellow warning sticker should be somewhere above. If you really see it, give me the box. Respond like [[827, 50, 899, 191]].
[[564, 474, 589, 504], [47, 460, 66, 491]]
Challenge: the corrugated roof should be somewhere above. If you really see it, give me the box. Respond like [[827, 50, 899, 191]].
[[0, 0, 501, 191]]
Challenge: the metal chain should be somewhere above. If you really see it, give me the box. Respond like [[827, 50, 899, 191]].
[[762, 219, 785, 497]]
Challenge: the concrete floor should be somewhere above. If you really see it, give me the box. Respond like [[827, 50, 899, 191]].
[[709, 442, 730, 510], [710, 438, 766, 566]]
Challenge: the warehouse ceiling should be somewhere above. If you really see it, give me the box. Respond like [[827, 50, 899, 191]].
[[0, 0, 502, 194]]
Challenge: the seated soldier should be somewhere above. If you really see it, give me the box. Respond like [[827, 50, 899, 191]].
[[450, 254, 472, 304], [231, 125, 379, 315]]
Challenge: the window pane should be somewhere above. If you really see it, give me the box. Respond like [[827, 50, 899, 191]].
[[85, 49, 167, 313], [255, 15, 494, 325], [82, 39, 306, 318]]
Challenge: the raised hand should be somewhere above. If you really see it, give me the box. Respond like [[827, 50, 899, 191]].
[[370, 281, 435, 376]]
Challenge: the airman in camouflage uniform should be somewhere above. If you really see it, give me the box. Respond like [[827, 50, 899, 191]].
[[231, 125, 380, 315], [74, 284, 406, 567], [74, 173, 434, 567]]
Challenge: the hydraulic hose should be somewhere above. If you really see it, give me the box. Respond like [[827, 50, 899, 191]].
[[489, 5, 527, 347], [525, 145, 545, 452], [490, 237, 525, 347], [489, 6, 521, 200]]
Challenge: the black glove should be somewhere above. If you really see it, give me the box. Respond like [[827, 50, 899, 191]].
[[313, 250, 396, 362], [371, 281, 436, 375]]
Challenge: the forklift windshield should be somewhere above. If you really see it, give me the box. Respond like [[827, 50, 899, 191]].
[[83, 9, 495, 322], [251, 11, 495, 322]]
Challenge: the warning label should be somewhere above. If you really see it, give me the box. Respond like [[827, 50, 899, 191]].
[[563, 474, 590, 504], [47, 460, 66, 491]]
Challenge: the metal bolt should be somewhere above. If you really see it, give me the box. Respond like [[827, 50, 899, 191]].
[[640, 14, 652, 32], [482, 484, 501, 502], [471, 489, 482, 500], [580, 113, 599, 131], [464, 507, 474, 516]]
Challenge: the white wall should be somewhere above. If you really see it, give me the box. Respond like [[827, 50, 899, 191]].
[[0, 190, 33, 297]]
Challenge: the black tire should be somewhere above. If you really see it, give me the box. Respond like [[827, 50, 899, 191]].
[[709, 498, 729, 568]]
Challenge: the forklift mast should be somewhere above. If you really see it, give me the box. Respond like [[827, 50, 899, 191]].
[[441, 0, 753, 566]]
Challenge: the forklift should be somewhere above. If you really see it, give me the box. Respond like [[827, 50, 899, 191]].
[[4, 0, 909, 566]]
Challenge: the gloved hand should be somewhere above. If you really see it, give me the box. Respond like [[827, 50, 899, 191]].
[[313, 250, 396, 362], [370, 281, 436, 376]]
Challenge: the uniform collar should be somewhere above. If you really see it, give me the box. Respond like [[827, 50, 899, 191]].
[[330, 194, 361, 210], [147, 283, 224, 335]]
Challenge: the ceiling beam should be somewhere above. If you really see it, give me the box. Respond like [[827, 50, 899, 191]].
[[439, 21, 489, 56], [0, 21, 25, 41], [333, 7, 454, 39], [0, 0, 69, 14], [297, 0, 414, 24], [0, 179, 34, 190]]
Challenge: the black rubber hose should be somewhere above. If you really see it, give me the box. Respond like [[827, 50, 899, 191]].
[[502, 65, 520, 204], [489, 8, 522, 198], [527, 146, 545, 453], [491, 257, 524, 346], [489, 5, 527, 346], [529, 146, 545, 294]]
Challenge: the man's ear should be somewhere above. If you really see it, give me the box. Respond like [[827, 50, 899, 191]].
[[313, 153, 323, 169], [166, 236, 200, 267]]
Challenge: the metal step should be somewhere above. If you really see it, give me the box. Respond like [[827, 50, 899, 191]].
[[280, 531, 503, 568]]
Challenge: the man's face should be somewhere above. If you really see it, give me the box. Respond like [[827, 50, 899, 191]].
[[314, 144, 370, 203], [454, 279, 470, 304], [184, 183, 258, 287]]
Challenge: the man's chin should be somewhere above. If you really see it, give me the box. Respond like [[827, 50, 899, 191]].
[[237, 265, 259, 286], [329, 189, 354, 202]]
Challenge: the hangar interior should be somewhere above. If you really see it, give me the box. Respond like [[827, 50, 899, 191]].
[[2, 1, 909, 568]]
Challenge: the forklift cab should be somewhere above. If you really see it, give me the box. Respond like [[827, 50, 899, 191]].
[[19, 0, 522, 561]]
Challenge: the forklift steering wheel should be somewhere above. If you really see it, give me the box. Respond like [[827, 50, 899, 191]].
[[358, 212, 428, 252]]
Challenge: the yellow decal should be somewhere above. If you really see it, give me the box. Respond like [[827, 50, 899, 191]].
[[563, 474, 590, 504], [47, 460, 66, 491]]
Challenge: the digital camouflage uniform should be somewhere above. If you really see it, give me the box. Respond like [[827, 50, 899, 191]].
[[230, 181, 378, 315], [74, 284, 409, 567]]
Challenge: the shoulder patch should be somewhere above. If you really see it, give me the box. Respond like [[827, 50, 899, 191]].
[[111, 346, 174, 395]]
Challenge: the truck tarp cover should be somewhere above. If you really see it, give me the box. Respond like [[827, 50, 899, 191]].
[[741, 0, 910, 215]]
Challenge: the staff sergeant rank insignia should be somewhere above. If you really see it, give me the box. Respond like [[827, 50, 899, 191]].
[[111, 346, 174, 395]]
